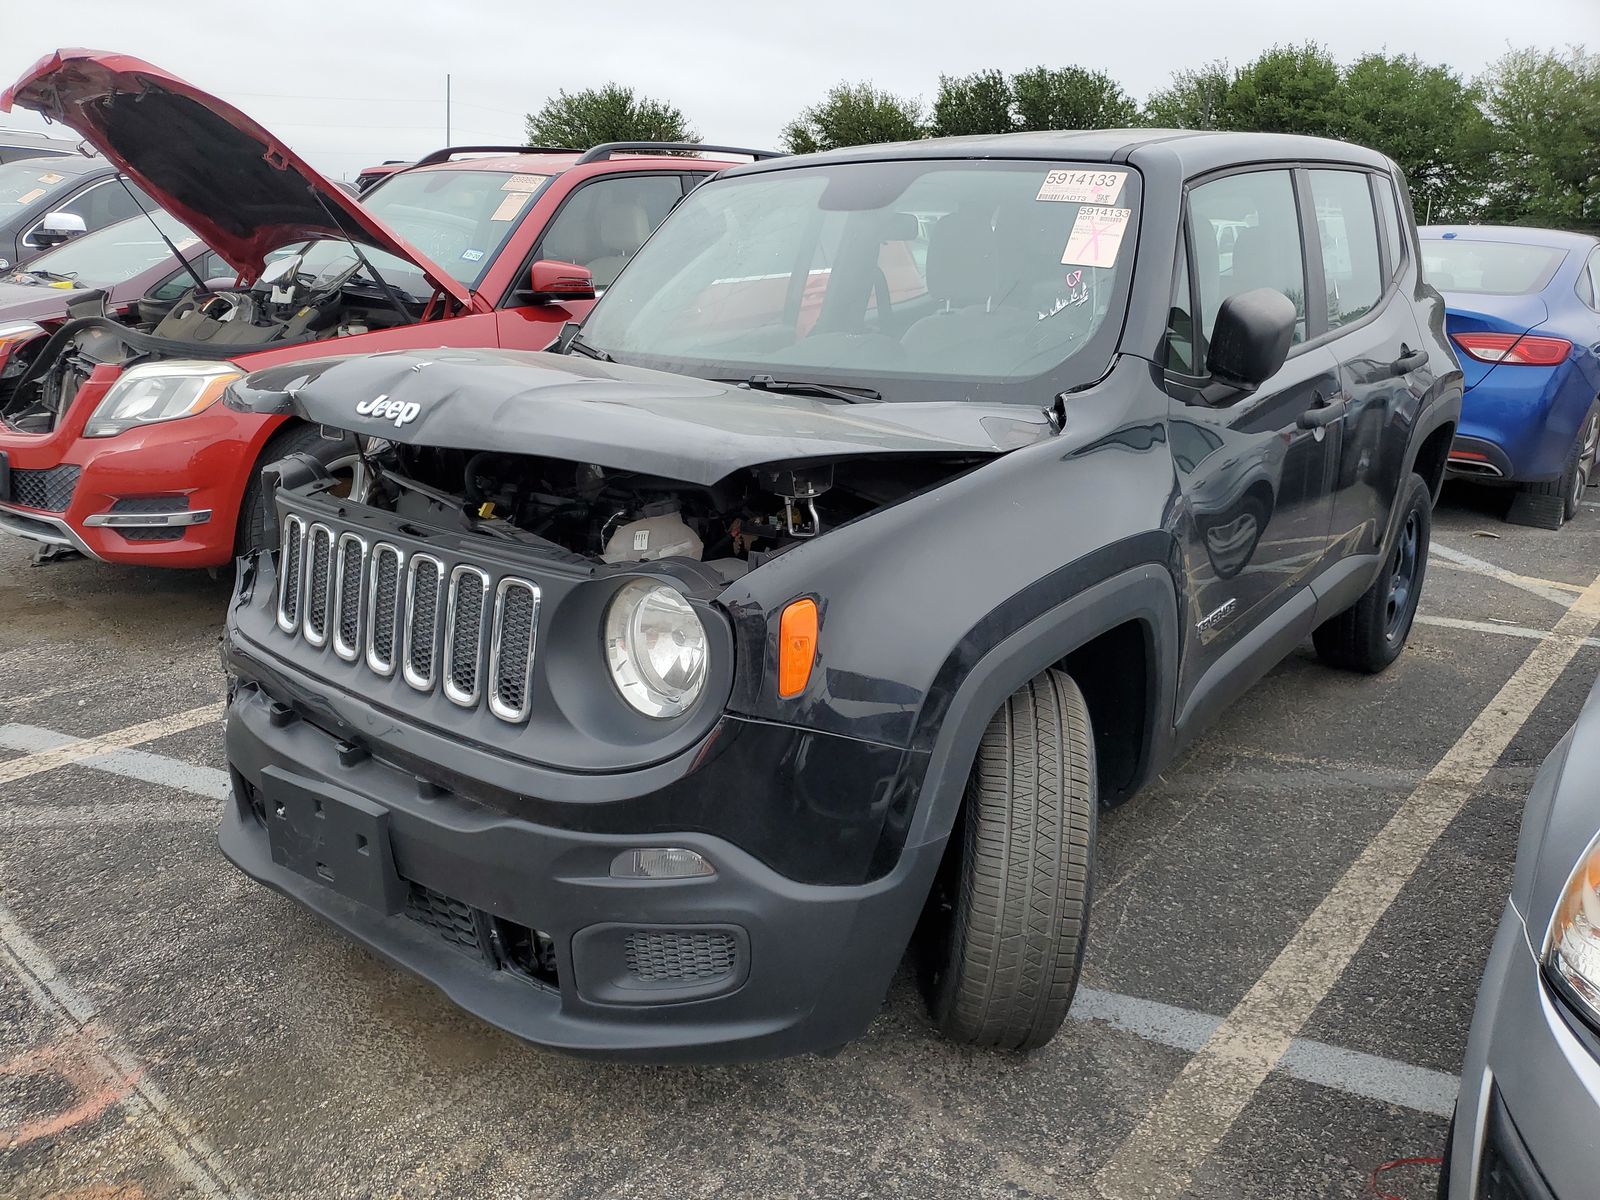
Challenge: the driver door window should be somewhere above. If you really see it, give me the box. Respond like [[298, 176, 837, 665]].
[[537, 175, 685, 291], [1188, 170, 1308, 357]]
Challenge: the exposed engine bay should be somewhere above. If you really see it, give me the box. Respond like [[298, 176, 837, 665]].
[[0, 251, 418, 433], [337, 441, 985, 583]]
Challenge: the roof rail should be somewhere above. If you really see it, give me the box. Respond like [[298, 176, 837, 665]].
[[413, 144, 579, 168], [574, 142, 784, 164]]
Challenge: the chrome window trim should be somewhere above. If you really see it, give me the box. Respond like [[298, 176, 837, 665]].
[[331, 531, 368, 662], [402, 553, 445, 692], [364, 542, 405, 677], [275, 514, 306, 633], [442, 564, 491, 708], [488, 577, 541, 723], [301, 523, 335, 648]]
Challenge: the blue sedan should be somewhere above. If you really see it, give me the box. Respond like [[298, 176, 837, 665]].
[[1421, 226, 1600, 529]]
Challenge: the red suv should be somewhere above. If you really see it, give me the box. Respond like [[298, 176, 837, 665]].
[[0, 50, 772, 567]]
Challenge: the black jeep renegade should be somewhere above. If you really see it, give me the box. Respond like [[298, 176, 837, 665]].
[[218, 130, 1462, 1062]]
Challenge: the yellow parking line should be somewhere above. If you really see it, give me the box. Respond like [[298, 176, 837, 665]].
[[0, 704, 223, 788]]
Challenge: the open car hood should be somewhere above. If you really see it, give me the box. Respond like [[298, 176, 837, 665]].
[[1, 49, 473, 306], [230, 348, 1054, 485]]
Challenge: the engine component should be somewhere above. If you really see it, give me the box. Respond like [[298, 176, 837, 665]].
[[603, 507, 704, 564]]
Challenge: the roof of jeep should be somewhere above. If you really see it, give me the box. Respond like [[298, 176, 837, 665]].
[[408, 150, 753, 176], [718, 129, 1395, 179]]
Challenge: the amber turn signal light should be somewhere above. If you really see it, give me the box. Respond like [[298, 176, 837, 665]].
[[778, 598, 819, 698]]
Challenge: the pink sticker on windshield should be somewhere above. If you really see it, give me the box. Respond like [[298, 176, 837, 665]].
[[1061, 206, 1131, 268]]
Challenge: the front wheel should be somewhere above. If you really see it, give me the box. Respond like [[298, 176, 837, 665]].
[[923, 669, 1096, 1050], [1313, 471, 1432, 674], [235, 423, 359, 558]]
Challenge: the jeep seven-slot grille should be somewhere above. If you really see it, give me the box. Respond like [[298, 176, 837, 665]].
[[276, 518, 541, 723]]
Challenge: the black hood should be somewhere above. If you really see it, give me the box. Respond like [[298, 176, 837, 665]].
[[230, 348, 1055, 486]]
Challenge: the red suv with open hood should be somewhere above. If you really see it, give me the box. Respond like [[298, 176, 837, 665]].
[[0, 50, 773, 567]]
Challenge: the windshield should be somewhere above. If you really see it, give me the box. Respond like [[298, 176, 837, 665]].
[[0, 159, 78, 208], [297, 167, 551, 299], [580, 159, 1140, 401], [16, 210, 197, 287], [1421, 239, 1567, 296]]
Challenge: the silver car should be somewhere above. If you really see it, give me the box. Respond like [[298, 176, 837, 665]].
[[1445, 669, 1600, 1198]]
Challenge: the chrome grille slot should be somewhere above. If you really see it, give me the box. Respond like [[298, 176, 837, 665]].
[[402, 554, 445, 691], [366, 543, 404, 676], [332, 532, 366, 661], [443, 565, 490, 707], [489, 578, 540, 723], [302, 524, 334, 647], [275, 515, 306, 633]]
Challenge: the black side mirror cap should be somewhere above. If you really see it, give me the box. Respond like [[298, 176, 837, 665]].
[[1206, 288, 1297, 394]]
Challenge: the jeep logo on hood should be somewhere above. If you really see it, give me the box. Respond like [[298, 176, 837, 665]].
[[355, 394, 421, 428]]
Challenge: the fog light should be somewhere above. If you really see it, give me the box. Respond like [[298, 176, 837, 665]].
[[610, 848, 714, 879]]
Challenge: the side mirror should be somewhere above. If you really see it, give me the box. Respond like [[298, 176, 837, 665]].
[[1206, 288, 1296, 393], [33, 211, 87, 248], [525, 259, 596, 304]]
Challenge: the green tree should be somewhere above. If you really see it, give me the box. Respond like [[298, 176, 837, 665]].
[[1339, 53, 1492, 223], [1144, 61, 1233, 129], [931, 69, 1015, 137], [1013, 66, 1140, 131], [1224, 43, 1344, 136], [782, 82, 926, 153], [1477, 46, 1600, 231], [524, 84, 697, 148]]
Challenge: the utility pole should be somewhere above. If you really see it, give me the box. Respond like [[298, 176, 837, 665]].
[[446, 73, 452, 144]]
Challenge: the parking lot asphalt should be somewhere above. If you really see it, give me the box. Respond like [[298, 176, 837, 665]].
[[2, 481, 1598, 1200]]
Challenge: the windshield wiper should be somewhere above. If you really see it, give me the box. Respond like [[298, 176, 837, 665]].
[[23, 268, 76, 284], [725, 374, 880, 404], [566, 333, 612, 362]]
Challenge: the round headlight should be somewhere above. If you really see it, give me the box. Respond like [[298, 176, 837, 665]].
[[1546, 831, 1600, 1021], [604, 580, 708, 718]]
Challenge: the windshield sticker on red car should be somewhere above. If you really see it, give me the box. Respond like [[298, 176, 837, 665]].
[[460, 248, 485, 262], [491, 192, 530, 222], [502, 173, 549, 193], [1061, 205, 1131, 268], [1037, 169, 1126, 206], [15, 188, 44, 205]]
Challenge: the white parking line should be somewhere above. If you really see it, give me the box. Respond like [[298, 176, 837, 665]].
[[0, 723, 227, 798], [0, 704, 223, 787], [1095, 568, 1600, 1200], [1431, 542, 1581, 607], [0, 897, 248, 1197], [1071, 988, 1456, 1116], [1416, 613, 1600, 649]]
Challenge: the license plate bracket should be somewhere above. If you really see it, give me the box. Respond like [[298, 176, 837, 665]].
[[262, 767, 404, 914]]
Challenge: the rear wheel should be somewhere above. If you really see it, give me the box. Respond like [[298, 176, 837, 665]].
[[1313, 471, 1432, 674], [234, 423, 359, 558], [924, 669, 1095, 1050], [1507, 400, 1598, 530]]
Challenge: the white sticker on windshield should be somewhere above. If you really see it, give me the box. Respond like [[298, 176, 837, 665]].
[[502, 173, 548, 193], [1037, 169, 1126, 205], [490, 192, 529, 222], [38, 172, 63, 185], [461, 248, 485, 262], [1061, 205, 1131, 268], [15, 188, 44, 205]]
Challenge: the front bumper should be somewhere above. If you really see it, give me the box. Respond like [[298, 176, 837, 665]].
[[0, 399, 275, 567], [221, 684, 946, 1062], [1446, 903, 1600, 1198]]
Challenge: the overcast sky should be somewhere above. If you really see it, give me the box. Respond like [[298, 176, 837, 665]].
[[0, 1, 1593, 179]]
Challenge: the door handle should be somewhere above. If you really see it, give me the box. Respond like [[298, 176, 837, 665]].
[[1297, 395, 1348, 429], [1390, 344, 1428, 376]]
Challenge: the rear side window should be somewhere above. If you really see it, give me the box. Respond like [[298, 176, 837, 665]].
[[1188, 169, 1308, 347], [1581, 250, 1600, 312], [1309, 170, 1384, 329], [1420, 240, 1566, 295]]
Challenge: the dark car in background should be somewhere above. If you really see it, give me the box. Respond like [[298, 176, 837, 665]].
[[217, 130, 1460, 1062], [1422, 225, 1600, 529], [0, 152, 155, 271], [0, 125, 79, 162]]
